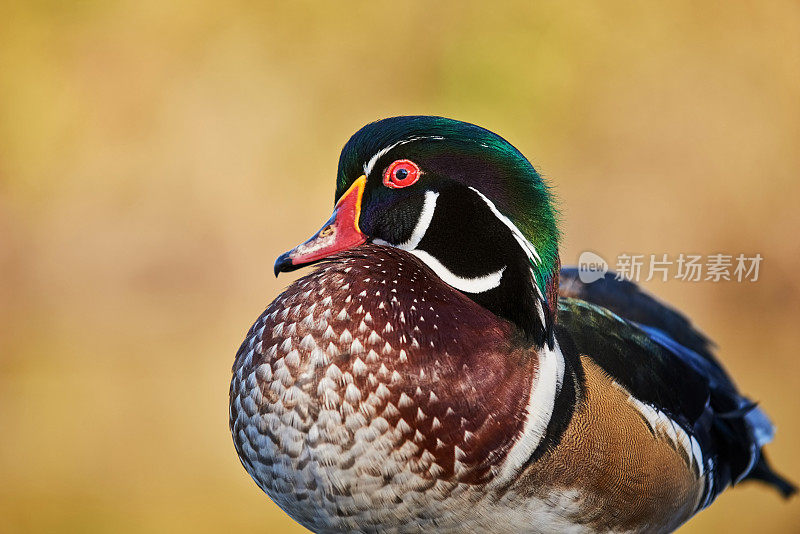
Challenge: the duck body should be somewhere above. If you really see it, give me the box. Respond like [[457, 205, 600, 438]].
[[233, 246, 548, 533], [230, 117, 793, 533], [234, 247, 715, 533]]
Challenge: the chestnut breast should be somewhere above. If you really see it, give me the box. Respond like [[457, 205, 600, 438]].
[[230, 245, 538, 528]]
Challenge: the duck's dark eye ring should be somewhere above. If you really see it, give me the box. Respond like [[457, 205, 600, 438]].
[[383, 159, 421, 189]]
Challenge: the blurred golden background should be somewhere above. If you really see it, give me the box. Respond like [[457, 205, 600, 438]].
[[1, 1, 798, 532]]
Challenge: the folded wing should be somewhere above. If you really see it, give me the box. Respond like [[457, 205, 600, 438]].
[[557, 268, 796, 506]]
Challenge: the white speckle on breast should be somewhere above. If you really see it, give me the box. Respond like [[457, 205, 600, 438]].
[[398, 392, 414, 409], [325, 342, 339, 357], [322, 325, 336, 340], [300, 313, 315, 329], [299, 334, 316, 350], [339, 329, 353, 344], [350, 338, 364, 355], [309, 347, 329, 368], [365, 349, 379, 364], [367, 330, 382, 345], [352, 357, 367, 376], [285, 349, 301, 368]]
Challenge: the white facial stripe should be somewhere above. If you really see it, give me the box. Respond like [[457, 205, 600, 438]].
[[469, 186, 541, 264], [408, 249, 506, 293], [368, 178, 510, 294], [363, 135, 444, 176], [495, 340, 565, 484], [530, 267, 544, 299], [396, 191, 438, 250], [364, 141, 405, 177], [535, 299, 546, 325], [374, 188, 505, 293]]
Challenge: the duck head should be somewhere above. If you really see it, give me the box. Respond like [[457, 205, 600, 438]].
[[274, 116, 560, 347]]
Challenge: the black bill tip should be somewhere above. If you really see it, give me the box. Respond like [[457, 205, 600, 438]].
[[273, 252, 295, 277]]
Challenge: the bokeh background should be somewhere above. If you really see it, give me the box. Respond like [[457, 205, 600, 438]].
[[1, 1, 799, 532]]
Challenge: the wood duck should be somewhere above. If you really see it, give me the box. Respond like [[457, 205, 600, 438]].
[[230, 116, 794, 533]]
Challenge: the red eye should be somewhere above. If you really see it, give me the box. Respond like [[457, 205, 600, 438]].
[[383, 159, 421, 189]]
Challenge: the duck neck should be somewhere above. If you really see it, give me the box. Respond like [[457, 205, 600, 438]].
[[387, 185, 559, 348]]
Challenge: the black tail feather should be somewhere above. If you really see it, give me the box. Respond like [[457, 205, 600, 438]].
[[745, 454, 797, 498]]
